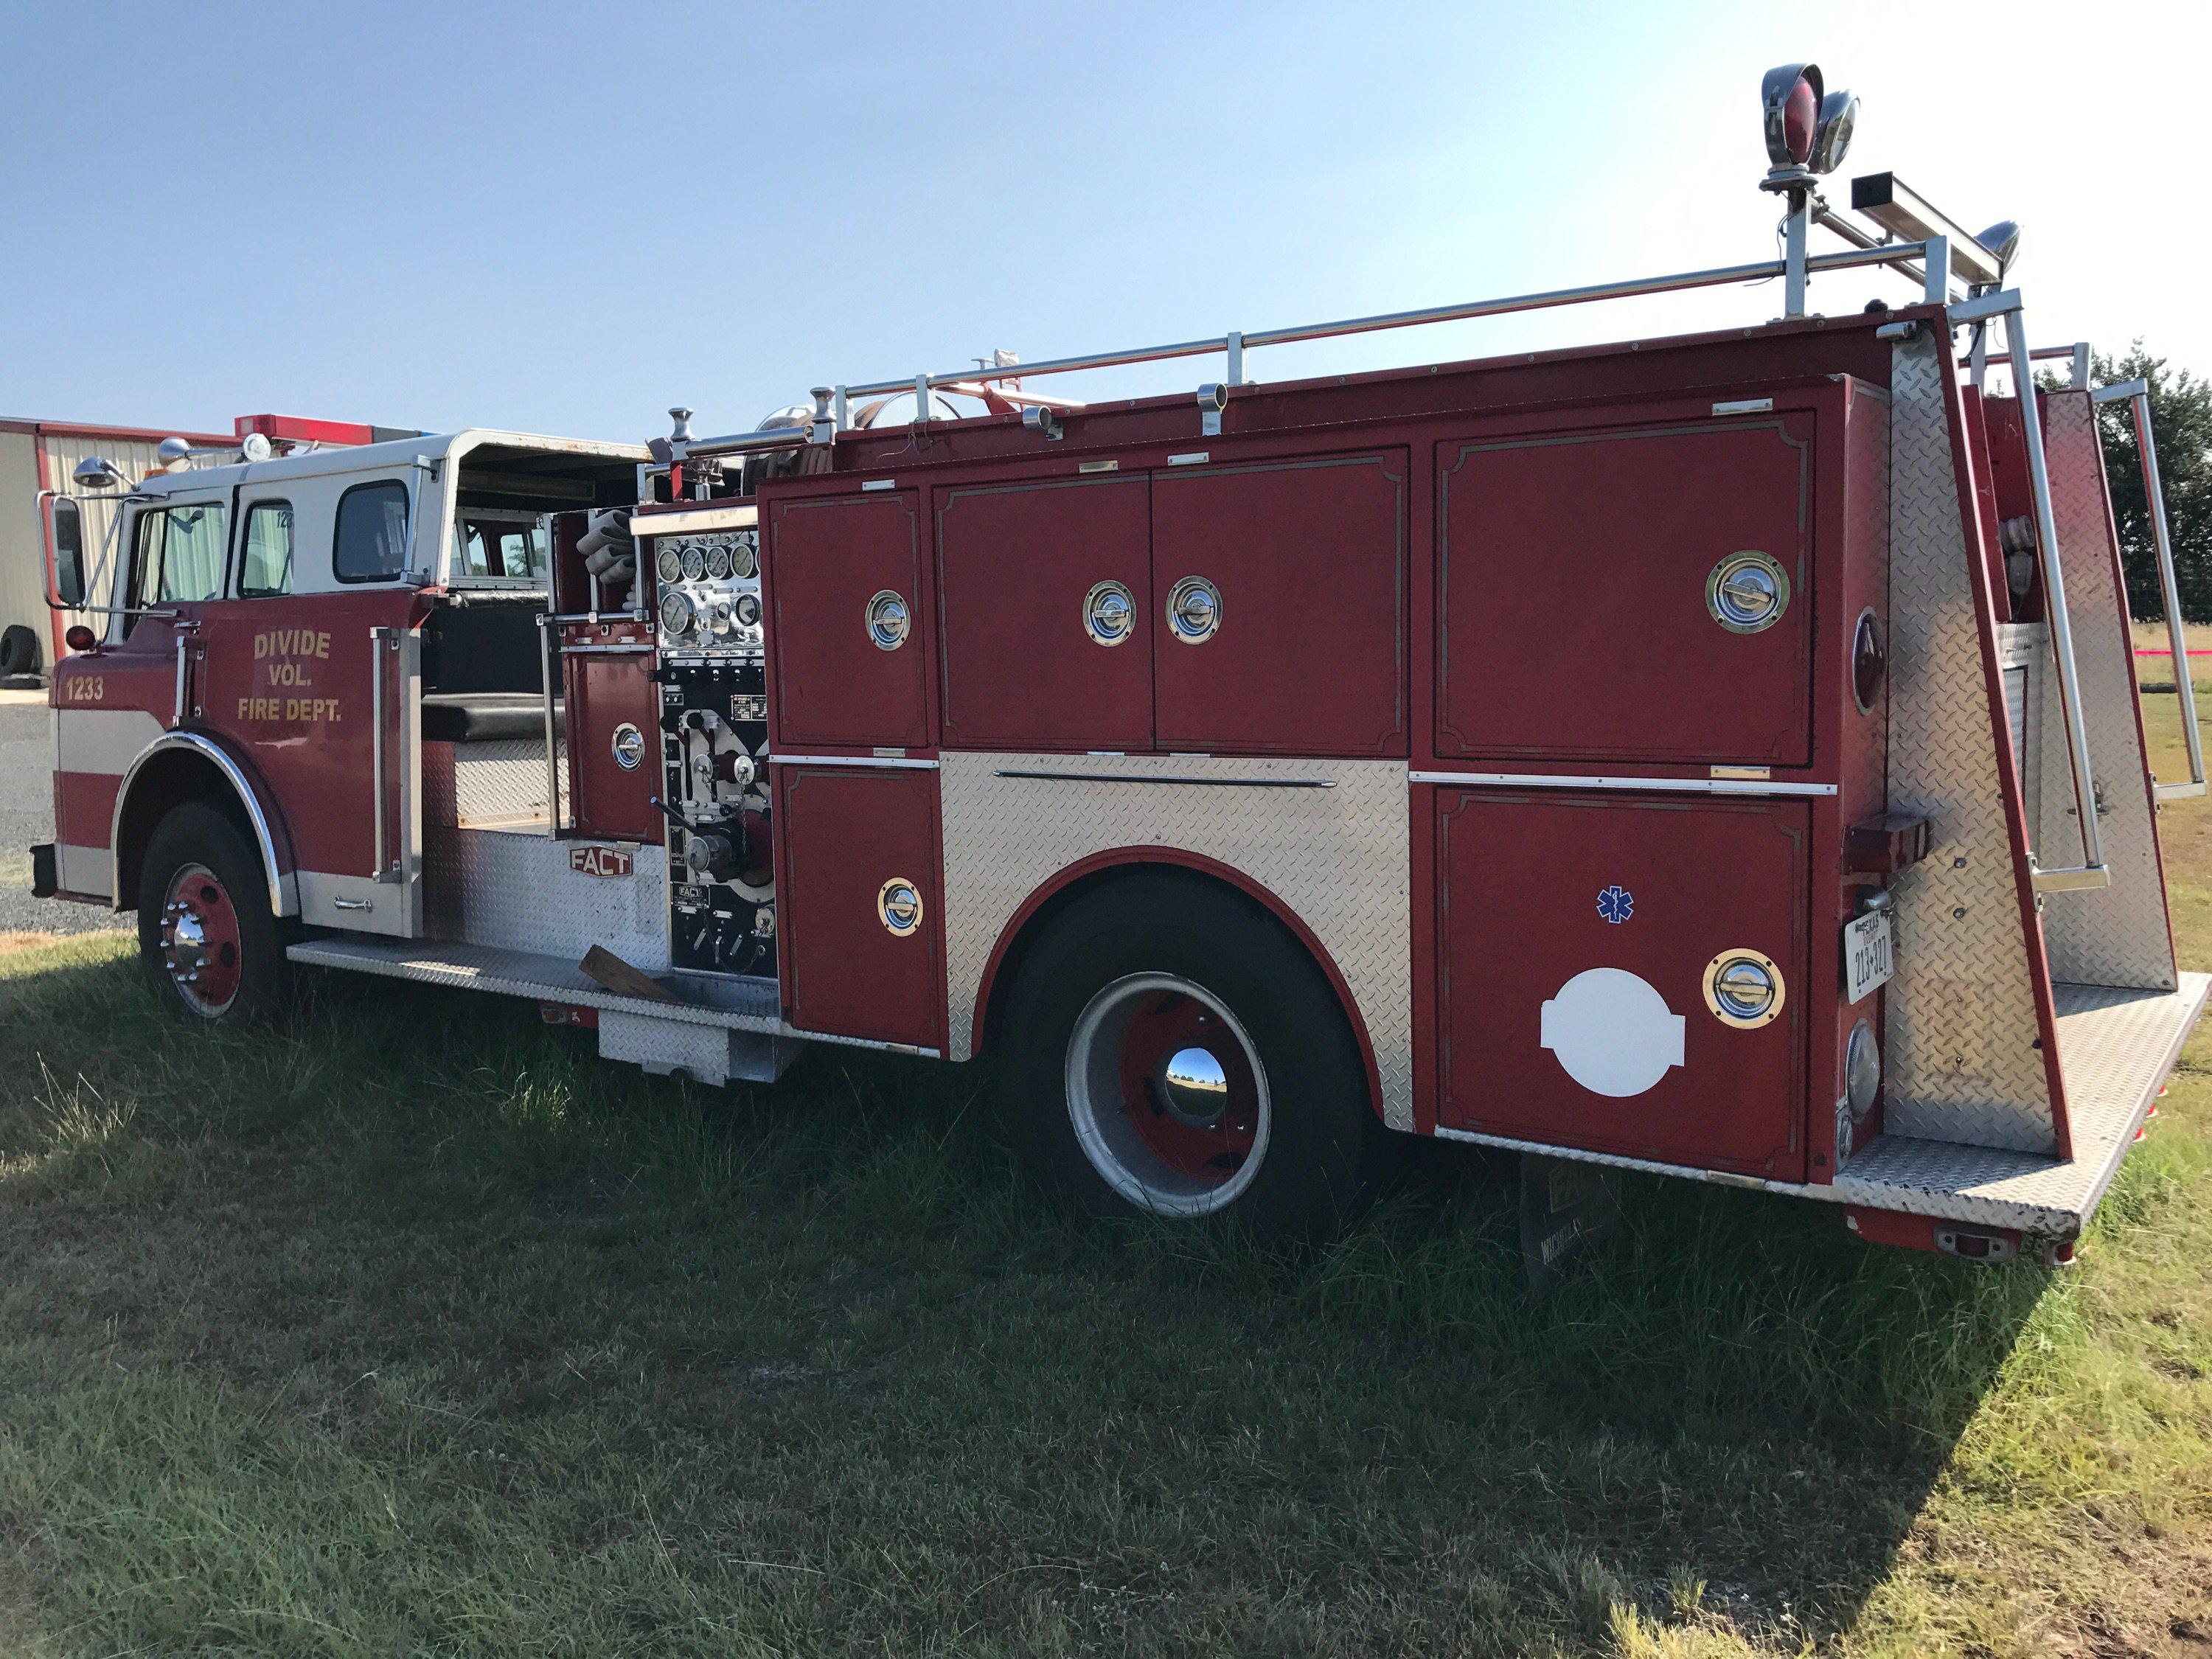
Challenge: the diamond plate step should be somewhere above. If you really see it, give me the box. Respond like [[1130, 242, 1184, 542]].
[[288, 936, 782, 1029], [1834, 972, 2210, 1235]]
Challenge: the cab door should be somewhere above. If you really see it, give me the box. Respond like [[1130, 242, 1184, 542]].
[[196, 470, 425, 934], [49, 494, 230, 902]]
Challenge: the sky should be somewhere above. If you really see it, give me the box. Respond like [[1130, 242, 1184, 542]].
[[4, 0, 2206, 443]]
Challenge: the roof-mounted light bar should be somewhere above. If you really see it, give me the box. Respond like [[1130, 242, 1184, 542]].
[[1851, 174, 2011, 286]]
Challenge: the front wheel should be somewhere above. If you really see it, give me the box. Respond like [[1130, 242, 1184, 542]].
[[137, 801, 293, 1024], [996, 874, 1377, 1239]]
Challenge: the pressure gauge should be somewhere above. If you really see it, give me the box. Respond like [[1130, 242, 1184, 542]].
[[679, 541, 707, 582], [731, 535, 759, 580], [705, 540, 734, 581], [655, 545, 684, 585], [709, 599, 734, 636], [658, 589, 695, 637], [734, 593, 761, 628]]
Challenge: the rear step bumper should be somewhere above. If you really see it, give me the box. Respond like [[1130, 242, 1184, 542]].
[[1835, 973, 2211, 1239]]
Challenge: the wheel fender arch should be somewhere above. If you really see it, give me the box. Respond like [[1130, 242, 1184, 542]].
[[970, 848, 1387, 1123], [111, 733, 299, 918]]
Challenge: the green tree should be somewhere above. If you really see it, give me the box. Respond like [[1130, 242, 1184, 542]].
[[2090, 345, 2212, 622]]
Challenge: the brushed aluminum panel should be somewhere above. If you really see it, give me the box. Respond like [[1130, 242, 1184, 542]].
[[422, 825, 668, 970], [599, 1009, 800, 1085], [2032, 391, 2174, 990], [1882, 333, 2057, 1152], [938, 751, 1414, 1128]]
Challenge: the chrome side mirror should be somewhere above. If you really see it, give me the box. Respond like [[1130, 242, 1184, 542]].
[[72, 456, 128, 491]]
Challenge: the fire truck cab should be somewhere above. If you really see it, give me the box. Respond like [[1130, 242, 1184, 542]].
[[32, 63, 2211, 1263]]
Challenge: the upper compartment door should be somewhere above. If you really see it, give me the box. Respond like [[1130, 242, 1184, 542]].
[[1437, 414, 1815, 767], [765, 491, 930, 751], [936, 474, 1152, 751], [1152, 453, 1407, 757]]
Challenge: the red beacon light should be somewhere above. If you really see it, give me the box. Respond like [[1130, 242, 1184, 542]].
[[63, 625, 97, 654], [1760, 62, 1857, 184]]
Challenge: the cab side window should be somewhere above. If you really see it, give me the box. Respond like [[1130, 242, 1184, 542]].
[[334, 480, 411, 583], [239, 501, 295, 597]]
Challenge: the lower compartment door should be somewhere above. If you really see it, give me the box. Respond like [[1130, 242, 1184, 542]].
[[1437, 790, 1807, 1180], [774, 764, 945, 1050]]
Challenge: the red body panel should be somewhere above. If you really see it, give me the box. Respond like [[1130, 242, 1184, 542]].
[[774, 765, 945, 1048], [1436, 414, 1814, 765], [195, 589, 421, 878], [560, 620, 661, 843], [1436, 790, 1808, 1179], [935, 474, 1153, 751], [1151, 452, 1407, 757], [765, 492, 931, 751]]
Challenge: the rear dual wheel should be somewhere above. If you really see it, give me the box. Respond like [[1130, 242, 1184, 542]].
[[137, 801, 293, 1025], [998, 875, 1377, 1239]]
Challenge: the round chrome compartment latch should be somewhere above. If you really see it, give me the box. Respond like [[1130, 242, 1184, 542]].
[[1703, 948, 1787, 1028], [610, 722, 646, 771], [1705, 549, 1791, 634], [877, 877, 925, 937], [1082, 580, 1135, 647], [863, 589, 911, 651], [1166, 575, 1222, 644]]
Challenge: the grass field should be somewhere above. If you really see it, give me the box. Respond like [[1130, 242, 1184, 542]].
[[1, 702, 2209, 1656]]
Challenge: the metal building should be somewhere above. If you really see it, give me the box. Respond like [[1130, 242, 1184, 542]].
[[1, 414, 409, 681], [0, 417, 234, 679]]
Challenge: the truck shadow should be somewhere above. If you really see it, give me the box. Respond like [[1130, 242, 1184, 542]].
[[0, 956, 2051, 1647]]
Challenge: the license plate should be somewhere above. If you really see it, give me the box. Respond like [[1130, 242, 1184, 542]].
[[1844, 910, 1895, 1004]]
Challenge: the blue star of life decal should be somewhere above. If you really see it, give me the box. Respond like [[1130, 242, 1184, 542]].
[[1596, 885, 1635, 925]]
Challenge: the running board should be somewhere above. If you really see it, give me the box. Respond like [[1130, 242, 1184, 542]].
[[285, 936, 940, 1059]]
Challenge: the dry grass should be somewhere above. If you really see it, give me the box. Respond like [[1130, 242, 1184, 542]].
[[0, 700, 2206, 1655]]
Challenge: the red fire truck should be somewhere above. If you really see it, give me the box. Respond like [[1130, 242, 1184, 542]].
[[29, 64, 2210, 1262]]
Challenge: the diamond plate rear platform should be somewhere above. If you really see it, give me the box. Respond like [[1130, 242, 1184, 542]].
[[1834, 973, 2209, 1235]]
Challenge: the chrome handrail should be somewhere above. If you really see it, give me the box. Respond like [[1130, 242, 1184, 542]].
[[2096, 376, 2206, 800], [671, 240, 1941, 462], [1955, 288, 2109, 891]]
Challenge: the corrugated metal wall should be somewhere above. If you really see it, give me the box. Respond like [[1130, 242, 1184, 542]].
[[0, 431, 176, 671]]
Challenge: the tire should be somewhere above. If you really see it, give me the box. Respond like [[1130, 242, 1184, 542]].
[[137, 801, 293, 1025], [995, 873, 1378, 1239], [0, 624, 39, 677]]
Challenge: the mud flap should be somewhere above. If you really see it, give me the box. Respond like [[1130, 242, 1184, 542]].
[[1520, 1153, 1623, 1297]]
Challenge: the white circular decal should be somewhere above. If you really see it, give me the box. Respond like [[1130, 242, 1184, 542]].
[[1539, 968, 1686, 1098]]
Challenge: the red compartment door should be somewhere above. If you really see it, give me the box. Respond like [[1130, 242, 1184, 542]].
[[1436, 415, 1815, 765], [1437, 790, 1807, 1180], [1152, 452, 1406, 756], [775, 764, 944, 1049], [765, 491, 930, 751], [936, 474, 1152, 751], [561, 620, 659, 843]]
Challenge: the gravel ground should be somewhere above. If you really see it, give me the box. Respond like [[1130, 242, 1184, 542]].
[[0, 690, 125, 936]]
